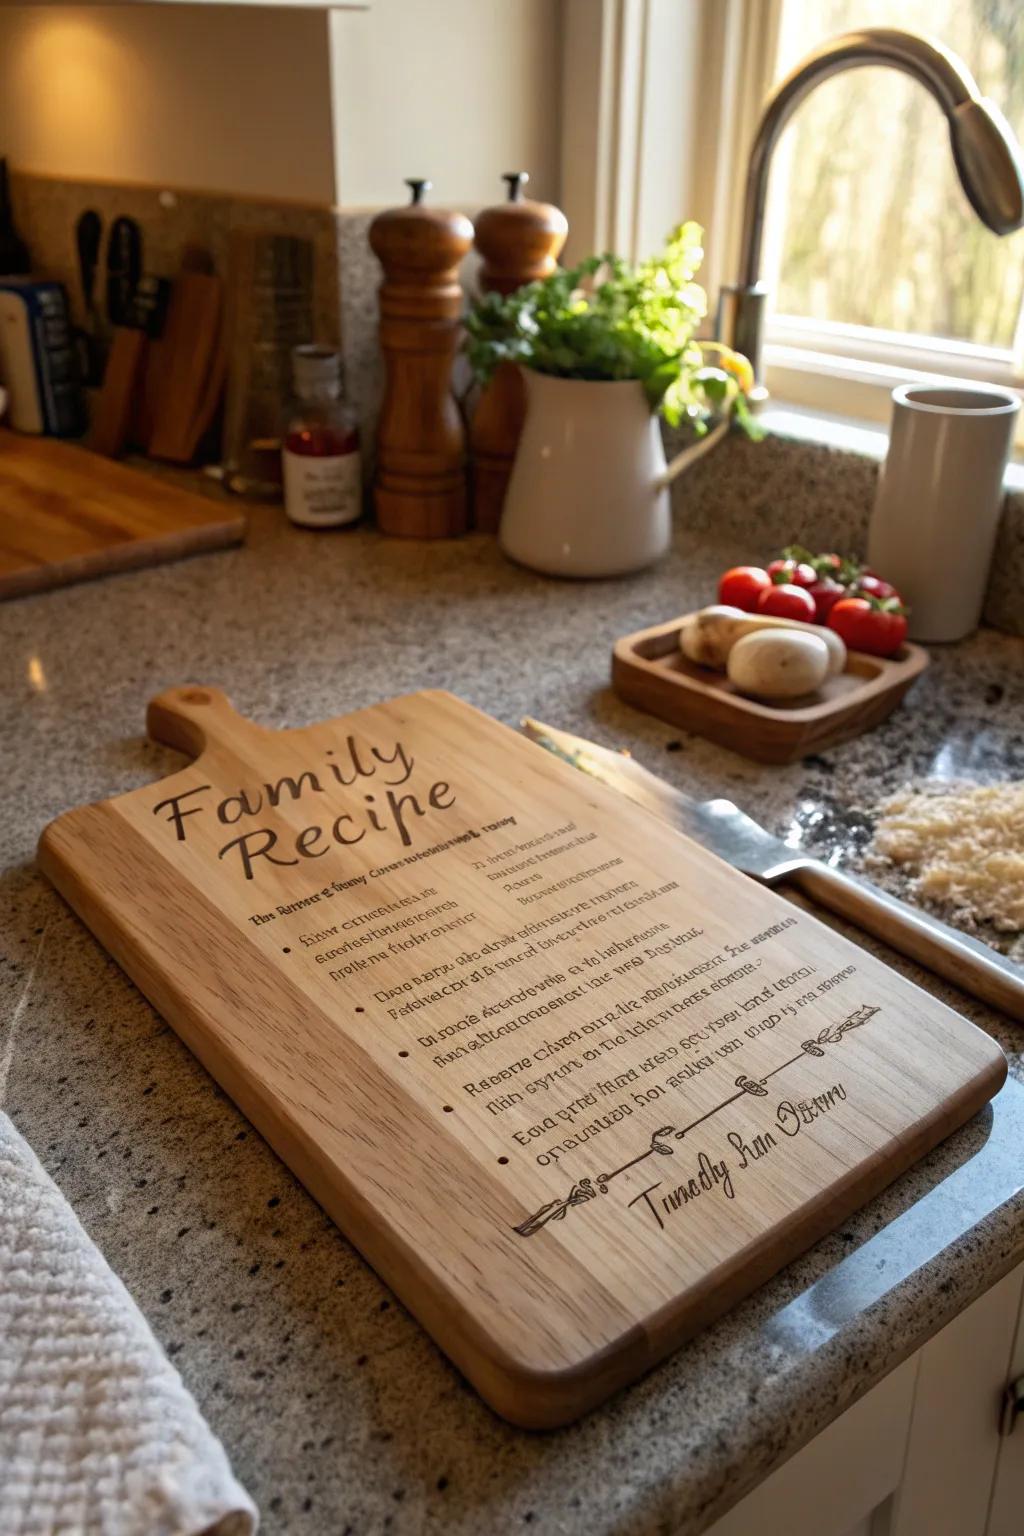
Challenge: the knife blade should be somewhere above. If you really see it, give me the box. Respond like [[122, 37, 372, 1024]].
[[105, 215, 142, 328], [74, 209, 105, 386], [521, 717, 1024, 1024]]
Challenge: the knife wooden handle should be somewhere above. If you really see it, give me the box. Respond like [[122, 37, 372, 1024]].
[[789, 861, 1024, 1023]]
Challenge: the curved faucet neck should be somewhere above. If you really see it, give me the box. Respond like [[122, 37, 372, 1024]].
[[738, 29, 978, 286]]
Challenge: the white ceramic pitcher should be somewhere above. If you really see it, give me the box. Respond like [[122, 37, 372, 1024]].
[[499, 372, 705, 578]]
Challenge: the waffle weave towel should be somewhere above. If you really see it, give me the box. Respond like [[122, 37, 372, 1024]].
[[0, 1111, 258, 1536]]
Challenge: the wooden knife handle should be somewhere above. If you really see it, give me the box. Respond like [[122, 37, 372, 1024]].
[[789, 861, 1024, 1023]]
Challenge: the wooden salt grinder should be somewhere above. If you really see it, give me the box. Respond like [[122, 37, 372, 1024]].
[[369, 179, 474, 538], [470, 172, 568, 533]]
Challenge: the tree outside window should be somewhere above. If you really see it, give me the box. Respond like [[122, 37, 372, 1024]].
[[766, 0, 1024, 351]]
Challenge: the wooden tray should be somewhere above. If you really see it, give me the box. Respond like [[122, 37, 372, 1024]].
[[0, 431, 245, 600], [38, 687, 1003, 1427], [612, 614, 929, 764]]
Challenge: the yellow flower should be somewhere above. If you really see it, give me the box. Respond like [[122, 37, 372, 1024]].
[[699, 341, 754, 396]]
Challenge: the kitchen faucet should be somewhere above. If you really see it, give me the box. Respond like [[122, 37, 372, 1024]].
[[716, 27, 1024, 396]]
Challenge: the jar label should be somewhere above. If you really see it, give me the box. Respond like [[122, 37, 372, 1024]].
[[283, 449, 362, 527]]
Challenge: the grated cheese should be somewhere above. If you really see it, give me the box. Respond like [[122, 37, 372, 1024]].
[[867, 782, 1024, 934]]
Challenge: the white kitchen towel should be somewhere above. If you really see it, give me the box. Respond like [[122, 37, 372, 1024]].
[[0, 1110, 258, 1536]]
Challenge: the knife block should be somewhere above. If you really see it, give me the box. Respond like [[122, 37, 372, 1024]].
[[470, 173, 568, 533], [369, 180, 474, 539]]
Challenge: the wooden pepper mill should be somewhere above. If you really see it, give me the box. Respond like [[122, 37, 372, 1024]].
[[470, 172, 568, 532], [369, 179, 474, 538]]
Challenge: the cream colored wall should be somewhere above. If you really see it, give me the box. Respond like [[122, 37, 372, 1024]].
[[0, 5, 336, 203], [328, 0, 562, 208], [0, 1, 562, 210]]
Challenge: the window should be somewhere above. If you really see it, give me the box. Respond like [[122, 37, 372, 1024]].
[[559, 0, 1024, 429], [761, 0, 1024, 420]]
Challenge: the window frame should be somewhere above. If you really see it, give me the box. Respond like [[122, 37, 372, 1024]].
[[765, 317, 1024, 426]]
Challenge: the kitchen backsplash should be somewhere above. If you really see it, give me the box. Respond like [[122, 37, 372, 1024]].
[[8, 169, 342, 380], [7, 172, 463, 452], [333, 208, 385, 442]]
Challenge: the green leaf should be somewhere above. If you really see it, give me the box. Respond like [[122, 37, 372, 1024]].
[[462, 221, 756, 429]]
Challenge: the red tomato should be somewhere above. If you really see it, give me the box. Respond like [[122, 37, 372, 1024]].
[[718, 565, 771, 611], [828, 597, 908, 656], [767, 557, 817, 588], [756, 583, 817, 622], [807, 576, 845, 623], [853, 573, 901, 602]]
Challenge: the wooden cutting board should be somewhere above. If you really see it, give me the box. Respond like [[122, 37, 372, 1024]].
[[38, 687, 1006, 1427], [0, 432, 245, 599]]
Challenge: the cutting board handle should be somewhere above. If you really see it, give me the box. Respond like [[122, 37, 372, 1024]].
[[147, 685, 258, 760]]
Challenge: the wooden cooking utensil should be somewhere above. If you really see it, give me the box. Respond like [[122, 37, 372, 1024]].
[[470, 172, 568, 533], [38, 685, 1005, 1426], [369, 180, 473, 538]]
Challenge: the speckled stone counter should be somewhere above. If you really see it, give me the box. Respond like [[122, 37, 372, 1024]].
[[2, 481, 1023, 1536]]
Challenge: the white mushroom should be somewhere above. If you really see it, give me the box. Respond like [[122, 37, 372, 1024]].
[[726, 630, 831, 701], [680, 606, 846, 677], [678, 605, 749, 668]]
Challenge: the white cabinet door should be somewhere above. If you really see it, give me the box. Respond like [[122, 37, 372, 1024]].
[[705, 1263, 1024, 1536], [706, 1358, 918, 1536], [988, 1273, 1024, 1536], [887, 1265, 1024, 1536]]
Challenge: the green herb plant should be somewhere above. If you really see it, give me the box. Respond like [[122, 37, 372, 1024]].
[[465, 221, 759, 436]]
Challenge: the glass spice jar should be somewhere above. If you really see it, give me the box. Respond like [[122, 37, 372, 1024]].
[[281, 344, 362, 528]]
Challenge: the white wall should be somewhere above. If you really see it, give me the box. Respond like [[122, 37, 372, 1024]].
[[329, 0, 562, 208], [0, 1, 563, 211], [0, 5, 336, 203]]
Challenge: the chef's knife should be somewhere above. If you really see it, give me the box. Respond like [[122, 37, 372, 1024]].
[[76, 209, 102, 311], [105, 215, 142, 328], [74, 209, 105, 385], [521, 718, 1024, 1024]]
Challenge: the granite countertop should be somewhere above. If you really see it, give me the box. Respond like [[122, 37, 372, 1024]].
[[2, 487, 1023, 1536]]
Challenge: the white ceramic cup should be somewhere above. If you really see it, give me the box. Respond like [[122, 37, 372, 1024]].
[[868, 383, 1020, 642]]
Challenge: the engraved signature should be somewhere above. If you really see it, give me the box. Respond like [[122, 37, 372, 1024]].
[[511, 1003, 879, 1236]]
